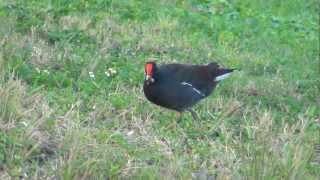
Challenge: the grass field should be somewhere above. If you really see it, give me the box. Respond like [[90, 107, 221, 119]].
[[0, 0, 319, 179]]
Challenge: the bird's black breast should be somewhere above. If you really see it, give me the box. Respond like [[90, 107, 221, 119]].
[[143, 76, 208, 111]]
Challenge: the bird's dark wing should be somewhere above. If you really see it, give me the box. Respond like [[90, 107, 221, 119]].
[[158, 63, 211, 82], [157, 63, 216, 95], [158, 63, 234, 96]]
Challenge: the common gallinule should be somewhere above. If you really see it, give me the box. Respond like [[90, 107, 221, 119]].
[[143, 61, 235, 120]]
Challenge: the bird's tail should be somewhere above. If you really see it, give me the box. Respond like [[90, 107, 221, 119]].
[[214, 68, 235, 81], [207, 62, 235, 82]]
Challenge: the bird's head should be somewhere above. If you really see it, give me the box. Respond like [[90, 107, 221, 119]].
[[144, 61, 156, 85]]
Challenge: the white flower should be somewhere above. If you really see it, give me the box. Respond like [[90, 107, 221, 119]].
[[105, 67, 117, 77], [108, 68, 117, 75], [35, 67, 40, 73], [43, 69, 50, 74], [89, 71, 95, 78], [127, 130, 134, 136], [20, 121, 28, 127], [105, 71, 111, 77]]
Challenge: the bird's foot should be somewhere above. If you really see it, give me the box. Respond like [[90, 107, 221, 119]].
[[187, 109, 200, 121]]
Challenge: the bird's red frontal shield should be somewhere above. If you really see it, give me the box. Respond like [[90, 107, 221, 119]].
[[145, 63, 154, 76]]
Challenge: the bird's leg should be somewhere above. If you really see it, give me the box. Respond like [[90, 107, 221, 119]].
[[167, 112, 182, 129], [188, 109, 200, 121], [177, 112, 183, 123]]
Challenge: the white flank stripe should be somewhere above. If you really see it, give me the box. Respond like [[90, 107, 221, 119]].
[[181, 82, 192, 86], [192, 88, 205, 97], [181, 82, 205, 97], [215, 73, 231, 82]]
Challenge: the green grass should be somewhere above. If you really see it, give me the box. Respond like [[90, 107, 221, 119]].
[[0, 0, 319, 179]]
